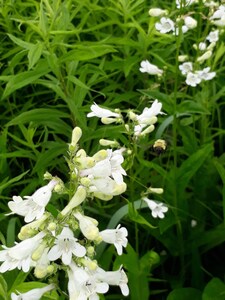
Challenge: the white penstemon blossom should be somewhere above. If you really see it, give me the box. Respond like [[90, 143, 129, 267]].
[[47, 227, 86, 265], [143, 198, 168, 219], [0, 231, 45, 273], [179, 62, 193, 75], [11, 284, 55, 300], [185, 72, 202, 87], [87, 102, 122, 124], [8, 180, 57, 223], [99, 224, 128, 255], [139, 60, 163, 76], [155, 17, 175, 34]]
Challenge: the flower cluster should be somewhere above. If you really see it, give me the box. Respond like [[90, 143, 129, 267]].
[[0, 127, 129, 300], [147, 0, 224, 87]]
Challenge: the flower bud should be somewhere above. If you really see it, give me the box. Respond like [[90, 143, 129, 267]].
[[74, 212, 100, 241], [101, 117, 118, 124], [148, 8, 168, 17], [93, 150, 108, 161], [61, 186, 87, 215], [178, 55, 188, 62], [93, 192, 113, 201], [148, 187, 164, 194], [80, 177, 91, 187], [99, 139, 119, 147], [197, 50, 212, 63], [81, 258, 98, 270], [127, 110, 137, 120], [184, 16, 197, 29], [87, 246, 95, 256], [112, 182, 127, 195], [32, 242, 47, 261], [47, 222, 57, 231], [140, 125, 155, 136], [71, 127, 82, 147]]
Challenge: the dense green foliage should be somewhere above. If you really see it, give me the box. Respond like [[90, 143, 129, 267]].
[[1, 0, 225, 299]]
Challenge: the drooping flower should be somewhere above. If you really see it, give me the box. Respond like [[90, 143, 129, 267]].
[[11, 284, 54, 300], [185, 72, 202, 87], [206, 30, 219, 42], [139, 60, 163, 75], [47, 227, 86, 265], [155, 17, 175, 34], [0, 231, 45, 273], [184, 16, 197, 29], [143, 198, 168, 219], [99, 224, 128, 255], [96, 266, 129, 296], [8, 180, 57, 223]]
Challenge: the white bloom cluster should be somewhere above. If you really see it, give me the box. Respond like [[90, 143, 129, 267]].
[[0, 127, 129, 300]]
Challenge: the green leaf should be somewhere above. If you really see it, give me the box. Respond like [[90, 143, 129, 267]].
[[202, 278, 225, 300], [28, 42, 44, 69], [1, 61, 50, 99], [167, 288, 202, 300], [213, 159, 225, 225], [128, 203, 156, 228], [61, 44, 117, 62], [0, 171, 29, 194], [7, 34, 32, 49], [0, 275, 8, 300]]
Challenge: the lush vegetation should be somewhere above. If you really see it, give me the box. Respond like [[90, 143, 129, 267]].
[[1, 0, 225, 299]]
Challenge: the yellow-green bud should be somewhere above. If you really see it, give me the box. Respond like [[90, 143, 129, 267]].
[[32, 243, 46, 261], [140, 125, 155, 136], [47, 265, 55, 274], [101, 117, 117, 124], [61, 186, 87, 216], [47, 222, 57, 231], [93, 150, 108, 161], [80, 177, 91, 187], [99, 139, 119, 147], [71, 127, 82, 147], [34, 267, 48, 278], [87, 246, 95, 256], [148, 187, 164, 194], [93, 192, 113, 201]]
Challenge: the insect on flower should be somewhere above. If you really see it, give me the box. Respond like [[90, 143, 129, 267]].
[[153, 139, 167, 155]]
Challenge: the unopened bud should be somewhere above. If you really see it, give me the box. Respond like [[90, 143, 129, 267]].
[[93, 150, 108, 161], [148, 8, 168, 17], [93, 192, 113, 201], [99, 139, 119, 147], [32, 243, 47, 261], [197, 50, 212, 63], [71, 127, 82, 147], [178, 55, 188, 62], [61, 186, 87, 215], [148, 187, 164, 194], [140, 125, 155, 136], [80, 177, 91, 187]]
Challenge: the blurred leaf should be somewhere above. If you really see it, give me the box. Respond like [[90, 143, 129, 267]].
[[0, 275, 8, 300], [28, 42, 44, 69], [167, 288, 201, 300], [202, 278, 225, 300]]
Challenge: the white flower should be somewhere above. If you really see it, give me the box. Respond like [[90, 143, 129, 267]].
[[11, 284, 54, 300], [143, 198, 168, 218], [96, 266, 129, 296], [196, 67, 216, 81], [139, 60, 163, 75], [184, 16, 197, 29], [47, 227, 86, 265], [8, 180, 57, 223], [87, 103, 120, 118], [210, 5, 225, 26], [74, 212, 100, 241], [206, 30, 219, 42], [179, 62, 193, 75], [0, 232, 45, 273], [99, 224, 128, 255], [186, 72, 202, 87], [155, 17, 175, 34], [68, 263, 109, 300], [148, 8, 167, 17]]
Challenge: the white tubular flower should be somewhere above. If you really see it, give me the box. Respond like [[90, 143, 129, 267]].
[[143, 198, 168, 219], [90, 177, 126, 196], [139, 60, 163, 75], [210, 5, 225, 20], [137, 100, 165, 124], [74, 212, 100, 241], [148, 8, 168, 17], [47, 227, 86, 265], [11, 284, 54, 300], [61, 186, 87, 216], [184, 16, 197, 29], [68, 263, 109, 300], [87, 103, 120, 119], [197, 50, 212, 63], [185, 72, 202, 87], [8, 180, 57, 223], [155, 17, 175, 34], [179, 62, 193, 75], [196, 67, 216, 81], [206, 30, 219, 42], [34, 248, 51, 278], [99, 224, 128, 255], [0, 231, 45, 273], [107, 149, 127, 184], [96, 266, 129, 296]]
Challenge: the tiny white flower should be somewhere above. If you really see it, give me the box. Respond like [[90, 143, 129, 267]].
[[99, 224, 128, 255], [179, 62, 193, 75], [206, 30, 219, 42], [196, 67, 216, 81], [139, 60, 163, 75], [87, 102, 120, 118], [143, 198, 168, 218], [191, 219, 197, 227], [186, 72, 202, 86], [178, 55, 188, 62], [11, 284, 54, 300], [155, 17, 175, 33], [184, 16, 197, 29], [0, 232, 45, 273], [8, 180, 57, 223], [148, 8, 168, 17], [47, 227, 86, 265]]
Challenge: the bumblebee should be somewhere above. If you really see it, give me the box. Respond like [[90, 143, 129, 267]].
[[153, 139, 167, 155]]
